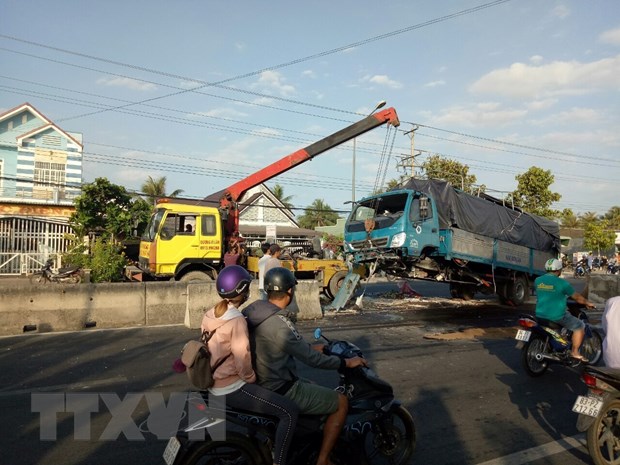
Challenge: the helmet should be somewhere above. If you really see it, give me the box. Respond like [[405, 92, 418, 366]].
[[264, 267, 297, 292], [216, 265, 252, 298], [545, 258, 563, 271]]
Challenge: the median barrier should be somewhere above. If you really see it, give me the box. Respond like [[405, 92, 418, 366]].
[[184, 280, 323, 329], [0, 278, 324, 336], [587, 274, 620, 304]]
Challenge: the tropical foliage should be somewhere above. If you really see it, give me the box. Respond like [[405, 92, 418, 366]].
[[272, 183, 294, 209], [141, 175, 183, 205], [421, 154, 477, 191], [509, 166, 561, 219], [298, 199, 339, 229]]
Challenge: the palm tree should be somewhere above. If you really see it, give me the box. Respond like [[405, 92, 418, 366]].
[[604, 206, 620, 229], [141, 176, 183, 206], [298, 199, 339, 229], [272, 183, 294, 210], [579, 211, 600, 227]]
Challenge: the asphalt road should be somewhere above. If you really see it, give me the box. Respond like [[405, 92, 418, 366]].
[[0, 277, 598, 465]]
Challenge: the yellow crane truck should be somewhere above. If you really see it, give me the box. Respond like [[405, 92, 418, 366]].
[[134, 107, 400, 297]]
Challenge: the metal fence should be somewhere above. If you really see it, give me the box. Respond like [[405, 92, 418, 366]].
[[0, 217, 73, 275]]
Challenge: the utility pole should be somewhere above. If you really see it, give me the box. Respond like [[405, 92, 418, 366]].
[[402, 124, 420, 178]]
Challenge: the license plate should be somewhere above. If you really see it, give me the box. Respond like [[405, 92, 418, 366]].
[[515, 329, 531, 342], [572, 395, 604, 417], [163, 436, 181, 465]]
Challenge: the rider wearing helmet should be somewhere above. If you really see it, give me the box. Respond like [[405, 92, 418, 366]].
[[535, 258, 595, 361], [201, 265, 298, 465], [243, 267, 367, 465]]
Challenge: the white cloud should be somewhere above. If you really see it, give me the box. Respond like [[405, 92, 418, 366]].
[[469, 54, 620, 98], [361, 74, 403, 89], [551, 4, 570, 19], [529, 55, 544, 64], [526, 99, 558, 111], [251, 127, 282, 137], [96, 77, 156, 91], [302, 70, 317, 79], [194, 108, 248, 119], [235, 42, 246, 51], [424, 80, 446, 88], [252, 70, 295, 96], [431, 103, 527, 127], [600, 27, 620, 46], [530, 107, 602, 126]]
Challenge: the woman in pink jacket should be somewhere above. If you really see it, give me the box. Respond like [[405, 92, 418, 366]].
[[201, 265, 298, 465]]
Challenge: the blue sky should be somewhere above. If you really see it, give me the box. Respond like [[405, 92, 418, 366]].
[[1, 0, 619, 218]]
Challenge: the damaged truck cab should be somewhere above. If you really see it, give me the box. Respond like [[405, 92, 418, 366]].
[[344, 179, 560, 306]]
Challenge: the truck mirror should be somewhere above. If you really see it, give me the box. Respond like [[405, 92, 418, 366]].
[[420, 196, 429, 219]]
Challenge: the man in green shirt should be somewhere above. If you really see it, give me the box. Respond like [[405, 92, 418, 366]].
[[535, 258, 595, 361]]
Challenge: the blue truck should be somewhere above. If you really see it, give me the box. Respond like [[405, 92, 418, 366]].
[[343, 179, 560, 306]]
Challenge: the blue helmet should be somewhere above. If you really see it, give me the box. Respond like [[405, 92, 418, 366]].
[[216, 265, 252, 299]]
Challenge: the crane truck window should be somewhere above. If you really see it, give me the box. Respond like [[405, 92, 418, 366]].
[[201, 215, 217, 236]]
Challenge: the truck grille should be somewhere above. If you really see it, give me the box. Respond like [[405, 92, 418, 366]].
[[350, 237, 389, 249]]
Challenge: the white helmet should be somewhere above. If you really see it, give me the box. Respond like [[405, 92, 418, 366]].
[[545, 258, 563, 271]]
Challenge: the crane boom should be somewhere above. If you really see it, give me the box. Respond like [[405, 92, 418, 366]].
[[217, 107, 400, 237]]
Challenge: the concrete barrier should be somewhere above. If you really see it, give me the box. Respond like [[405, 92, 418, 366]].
[[0, 278, 324, 336], [184, 280, 323, 329], [587, 274, 620, 304]]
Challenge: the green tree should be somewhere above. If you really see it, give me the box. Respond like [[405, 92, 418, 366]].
[[603, 206, 620, 229], [298, 199, 339, 229], [421, 154, 477, 191], [579, 211, 600, 227], [560, 208, 580, 228], [141, 175, 183, 206], [584, 220, 617, 256], [510, 166, 561, 219], [272, 183, 294, 209]]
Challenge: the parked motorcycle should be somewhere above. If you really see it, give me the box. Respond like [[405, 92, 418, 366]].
[[515, 303, 603, 377], [29, 259, 82, 284], [573, 366, 620, 465], [164, 329, 416, 465]]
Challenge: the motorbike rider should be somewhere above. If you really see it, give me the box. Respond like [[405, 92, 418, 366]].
[[243, 267, 367, 465], [201, 265, 298, 465], [535, 258, 596, 361]]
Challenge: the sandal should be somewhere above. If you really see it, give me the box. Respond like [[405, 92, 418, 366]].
[[571, 354, 589, 363]]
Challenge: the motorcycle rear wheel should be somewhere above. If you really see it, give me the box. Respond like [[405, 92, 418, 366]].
[[521, 336, 549, 377], [29, 272, 48, 285], [177, 437, 265, 465], [587, 399, 620, 465], [363, 405, 416, 465], [581, 330, 603, 365]]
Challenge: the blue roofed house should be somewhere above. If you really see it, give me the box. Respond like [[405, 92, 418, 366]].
[[0, 103, 83, 274]]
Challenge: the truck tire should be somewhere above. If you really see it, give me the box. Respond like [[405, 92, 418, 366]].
[[507, 275, 528, 306], [179, 271, 214, 282], [327, 270, 349, 300], [449, 283, 476, 301]]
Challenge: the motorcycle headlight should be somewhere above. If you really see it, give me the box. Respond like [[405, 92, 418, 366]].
[[390, 232, 406, 248]]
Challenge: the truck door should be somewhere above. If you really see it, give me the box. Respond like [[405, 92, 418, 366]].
[[157, 212, 201, 274], [407, 194, 439, 256], [197, 214, 222, 260]]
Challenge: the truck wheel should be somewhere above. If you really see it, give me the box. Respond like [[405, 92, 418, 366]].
[[507, 275, 528, 306], [450, 283, 475, 300], [179, 271, 214, 282], [327, 270, 349, 300]]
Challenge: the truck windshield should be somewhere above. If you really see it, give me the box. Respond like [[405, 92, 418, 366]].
[[142, 209, 166, 242], [347, 194, 408, 232]]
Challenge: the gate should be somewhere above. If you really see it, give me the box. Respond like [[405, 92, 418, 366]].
[[0, 217, 73, 275]]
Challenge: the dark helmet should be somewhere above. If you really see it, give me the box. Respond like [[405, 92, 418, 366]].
[[216, 265, 252, 299], [264, 267, 297, 292]]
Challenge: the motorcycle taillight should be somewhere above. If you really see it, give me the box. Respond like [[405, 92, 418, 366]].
[[518, 318, 536, 328], [582, 373, 597, 387]]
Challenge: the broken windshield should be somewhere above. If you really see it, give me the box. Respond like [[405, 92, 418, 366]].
[[347, 193, 409, 232]]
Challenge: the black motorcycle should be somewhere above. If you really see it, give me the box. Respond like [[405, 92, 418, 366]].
[[164, 329, 416, 465], [29, 258, 82, 284], [574, 262, 590, 278], [574, 366, 620, 465], [515, 303, 603, 377], [606, 263, 619, 275]]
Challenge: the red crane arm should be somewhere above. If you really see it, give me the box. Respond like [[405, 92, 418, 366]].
[[219, 107, 400, 238]]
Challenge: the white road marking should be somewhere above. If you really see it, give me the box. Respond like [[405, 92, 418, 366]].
[[476, 433, 587, 465]]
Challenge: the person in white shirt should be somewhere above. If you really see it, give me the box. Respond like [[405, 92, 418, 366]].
[[603, 296, 620, 368], [257, 242, 271, 301]]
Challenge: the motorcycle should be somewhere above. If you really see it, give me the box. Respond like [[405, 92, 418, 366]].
[[574, 262, 590, 278], [29, 258, 82, 284], [515, 303, 603, 377], [606, 263, 619, 275], [164, 329, 416, 465], [573, 366, 620, 465]]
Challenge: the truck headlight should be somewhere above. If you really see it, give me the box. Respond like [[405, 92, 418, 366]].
[[390, 232, 406, 248]]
